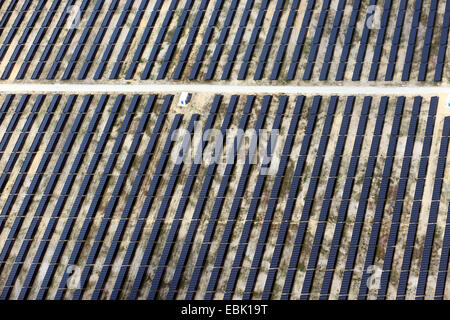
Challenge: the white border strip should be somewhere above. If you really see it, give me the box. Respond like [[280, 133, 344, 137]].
[[0, 84, 449, 95]]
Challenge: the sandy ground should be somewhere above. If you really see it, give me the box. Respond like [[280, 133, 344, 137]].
[[0, 92, 448, 300], [0, 0, 448, 302]]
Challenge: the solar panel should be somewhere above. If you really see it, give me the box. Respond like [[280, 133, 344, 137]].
[[335, 136, 346, 155]]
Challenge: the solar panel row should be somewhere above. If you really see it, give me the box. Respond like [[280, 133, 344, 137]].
[[0, 95, 94, 299], [335, 0, 361, 81], [130, 113, 199, 300], [436, 202, 450, 299], [396, 97, 438, 299], [434, 0, 450, 81], [339, 96, 399, 299], [139, 0, 181, 80], [237, 0, 270, 80], [214, 0, 244, 81], [417, 0, 438, 82], [0, 0, 34, 64], [76, 0, 120, 80], [157, 0, 197, 80], [0, 95, 66, 231], [226, 96, 288, 299], [303, 0, 330, 80], [286, 0, 315, 81], [31, 95, 122, 300], [270, 0, 300, 80], [319, 96, 374, 299], [415, 115, 449, 299], [358, 97, 405, 299], [167, 95, 239, 300], [30, 0, 77, 79], [0, 0, 45, 79], [254, 0, 285, 80], [171, 0, 210, 80], [69, 95, 158, 300], [0, 0, 20, 41], [148, 96, 222, 300], [300, 96, 352, 300], [93, 0, 136, 80], [53, 94, 140, 300], [45, 0, 92, 80], [108, 95, 173, 299], [352, 0, 377, 81], [368, 0, 393, 81], [183, 97, 255, 299], [125, 0, 165, 79], [375, 96, 421, 299], [319, 0, 346, 80], [401, 0, 424, 81], [385, 0, 408, 80], [261, 96, 322, 300], [108, 0, 152, 79], [127, 110, 184, 299]]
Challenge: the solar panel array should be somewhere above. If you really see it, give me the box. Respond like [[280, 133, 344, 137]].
[[0, 0, 448, 302], [0, 94, 448, 300], [0, 0, 448, 82]]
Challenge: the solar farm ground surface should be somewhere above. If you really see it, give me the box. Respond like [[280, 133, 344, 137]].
[[0, 0, 449, 302], [0, 93, 449, 300]]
